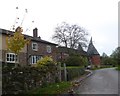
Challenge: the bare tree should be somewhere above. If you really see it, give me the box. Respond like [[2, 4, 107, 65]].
[[52, 22, 88, 49]]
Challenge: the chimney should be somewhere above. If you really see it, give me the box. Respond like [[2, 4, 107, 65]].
[[33, 28, 38, 37]]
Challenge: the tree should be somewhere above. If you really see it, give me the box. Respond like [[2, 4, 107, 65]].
[[110, 47, 120, 66], [52, 22, 88, 49], [101, 52, 115, 66], [65, 53, 88, 66], [6, 26, 29, 67], [102, 52, 108, 58]]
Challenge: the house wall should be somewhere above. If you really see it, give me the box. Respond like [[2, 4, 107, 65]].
[[1, 34, 57, 66], [1, 34, 27, 66], [2, 50, 27, 66], [2, 34, 27, 53], [28, 41, 57, 59]]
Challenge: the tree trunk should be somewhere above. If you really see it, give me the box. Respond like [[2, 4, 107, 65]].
[[14, 53, 17, 68]]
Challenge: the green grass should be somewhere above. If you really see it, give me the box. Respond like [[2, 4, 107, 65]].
[[61, 66, 84, 70], [27, 66, 85, 95], [116, 65, 120, 71], [92, 66, 115, 70], [28, 81, 72, 95], [66, 66, 84, 68]]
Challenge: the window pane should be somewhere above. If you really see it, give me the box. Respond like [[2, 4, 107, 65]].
[[6, 54, 9, 61], [7, 58, 9, 61], [10, 54, 12, 58], [7, 54, 9, 58], [33, 44, 35, 49], [33, 56, 34, 64], [10, 57, 12, 61], [32, 43, 38, 51], [47, 46, 51, 53], [12, 55, 14, 61]]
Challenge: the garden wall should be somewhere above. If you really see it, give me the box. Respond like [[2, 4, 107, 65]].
[[2, 65, 85, 94], [2, 66, 59, 94]]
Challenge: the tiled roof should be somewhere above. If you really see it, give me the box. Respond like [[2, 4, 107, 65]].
[[87, 37, 99, 56], [0, 28, 57, 45], [58, 46, 87, 56], [77, 43, 83, 52]]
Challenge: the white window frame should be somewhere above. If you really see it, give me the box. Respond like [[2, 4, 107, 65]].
[[32, 42, 38, 51], [6, 53, 18, 63], [31, 55, 42, 64], [46, 45, 51, 53]]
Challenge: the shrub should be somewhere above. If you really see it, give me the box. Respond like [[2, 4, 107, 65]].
[[2, 58, 59, 94], [67, 67, 85, 81], [32, 56, 57, 72], [65, 55, 88, 66]]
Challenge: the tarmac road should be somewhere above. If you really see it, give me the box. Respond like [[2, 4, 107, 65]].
[[76, 68, 119, 94]]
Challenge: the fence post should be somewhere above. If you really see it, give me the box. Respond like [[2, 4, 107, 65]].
[[58, 62, 61, 82], [64, 63, 67, 81]]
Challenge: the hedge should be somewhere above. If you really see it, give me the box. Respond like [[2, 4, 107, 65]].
[[2, 65, 59, 94], [61, 67, 85, 81]]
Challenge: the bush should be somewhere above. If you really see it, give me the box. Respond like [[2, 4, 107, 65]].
[[33, 56, 57, 72], [67, 67, 85, 81], [60, 66, 85, 81], [65, 55, 88, 66], [2, 60, 59, 94]]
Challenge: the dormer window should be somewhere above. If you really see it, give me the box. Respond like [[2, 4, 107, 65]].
[[32, 42, 38, 51], [46, 45, 51, 53]]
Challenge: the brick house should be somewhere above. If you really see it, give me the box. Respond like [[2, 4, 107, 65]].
[[0, 28, 57, 66], [87, 37, 101, 67]]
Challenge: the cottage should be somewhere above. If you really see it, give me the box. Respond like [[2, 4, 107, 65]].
[[0, 28, 57, 66]]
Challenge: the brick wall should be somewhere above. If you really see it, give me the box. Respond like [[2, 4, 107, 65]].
[[19, 52, 27, 66], [27, 41, 57, 64], [91, 55, 101, 65]]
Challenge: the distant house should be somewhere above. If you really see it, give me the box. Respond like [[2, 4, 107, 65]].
[[0, 28, 57, 66], [87, 37, 101, 67]]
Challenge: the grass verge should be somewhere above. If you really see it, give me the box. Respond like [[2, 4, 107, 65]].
[[27, 81, 72, 95], [92, 66, 116, 70], [116, 65, 120, 71], [61, 66, 84, 70]]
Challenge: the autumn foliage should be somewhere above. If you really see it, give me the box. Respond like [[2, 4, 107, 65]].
[[6, 26, 29, 54]]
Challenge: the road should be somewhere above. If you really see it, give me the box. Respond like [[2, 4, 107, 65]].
[[75, 68, 119, 94]]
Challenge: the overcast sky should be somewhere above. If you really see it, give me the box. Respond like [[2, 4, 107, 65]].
[[0, 0, 118, 56]]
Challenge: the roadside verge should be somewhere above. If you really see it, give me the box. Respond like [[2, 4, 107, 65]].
[[67, 70, 93, 94]]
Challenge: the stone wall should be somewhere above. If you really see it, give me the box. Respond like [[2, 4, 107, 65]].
[[2, 65, 59, 94]]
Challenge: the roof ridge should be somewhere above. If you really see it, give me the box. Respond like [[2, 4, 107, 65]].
[[87, 38, 99, 56]]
